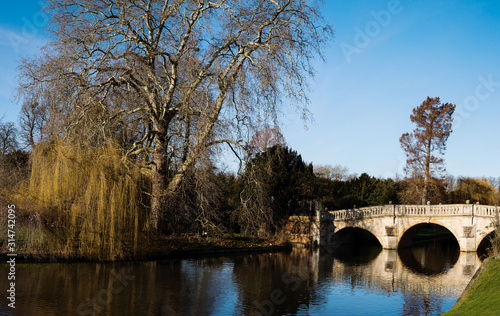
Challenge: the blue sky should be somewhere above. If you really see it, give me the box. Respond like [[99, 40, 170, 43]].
[[282, 0, 500, 178], [1, 0, 499, 179]]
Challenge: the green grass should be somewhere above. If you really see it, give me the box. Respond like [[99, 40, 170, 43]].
[[443, 258, 500, 316]]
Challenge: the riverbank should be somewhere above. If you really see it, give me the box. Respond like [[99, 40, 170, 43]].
[[443, 257, 500, 316], [132, 234, 292, 261], [0, 233, 292, 262], [0, 196, 295, 262]]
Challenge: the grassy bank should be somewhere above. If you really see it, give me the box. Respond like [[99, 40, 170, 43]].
[[443, 257, 500, 316]]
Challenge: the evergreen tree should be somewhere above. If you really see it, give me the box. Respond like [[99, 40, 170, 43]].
[[238, 145, 315, 236], [400, 97, 455, 204]]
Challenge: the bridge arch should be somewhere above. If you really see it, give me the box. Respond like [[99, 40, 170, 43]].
[[398, 221, 461, 250], [331, 226, 383, 248], [477, 228, 498, 258]]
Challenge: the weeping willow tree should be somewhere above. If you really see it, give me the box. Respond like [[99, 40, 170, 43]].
[[22, 139, 150, 260]]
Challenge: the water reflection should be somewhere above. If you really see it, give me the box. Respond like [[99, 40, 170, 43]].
[[329, 244, 382, 265], [398, 238, 460, 275], [232, 251, 322, 316], [0, 242, 481, 316]]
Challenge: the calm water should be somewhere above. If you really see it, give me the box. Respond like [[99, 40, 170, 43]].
[[0, 240, 481, 316]]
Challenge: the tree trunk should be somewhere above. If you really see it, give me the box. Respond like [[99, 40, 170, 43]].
[[149, 131, 168, 231], [423, 136, 432, 204], [423, 174, 428, 205], [166, 87, 229, 198]]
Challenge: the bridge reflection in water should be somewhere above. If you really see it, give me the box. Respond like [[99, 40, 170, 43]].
[[322, 246, 479, 299], [313, 242, 480, 315]]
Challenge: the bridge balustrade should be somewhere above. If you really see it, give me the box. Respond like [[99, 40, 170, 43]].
[[329, 204, 497, 220], [397, 204, 472, 217], [475, 205, 498, 217], [398, 205, 426, 216]]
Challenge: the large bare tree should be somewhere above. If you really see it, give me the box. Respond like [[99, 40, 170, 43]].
[[17, 0, 332, 231], [400, 97, 455, 204]]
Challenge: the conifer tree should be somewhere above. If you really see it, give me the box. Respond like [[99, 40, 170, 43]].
[[400, 97, 455, 204]]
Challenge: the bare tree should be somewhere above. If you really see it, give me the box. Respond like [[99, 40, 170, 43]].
[[248, 125, 286, 154], [0, 120, 27, 189], [18, 99, 48, 148], [444, 173, 457, 191], [400, 97, 455, 204], [0, 120, 18, 160], [487, 177, 500, 191], [17, 0, 333, 231], [314, 164, 349, 181]]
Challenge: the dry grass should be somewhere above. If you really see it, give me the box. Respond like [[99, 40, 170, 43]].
[[2, 139, 150, 261], [487, 227, 500, 259]]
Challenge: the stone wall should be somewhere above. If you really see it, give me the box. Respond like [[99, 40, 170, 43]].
[[285, 215, 320, 246]]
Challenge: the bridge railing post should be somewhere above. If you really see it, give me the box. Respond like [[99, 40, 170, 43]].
[[496, 204, 499, 227], [462, 203, 472, 216], [472, 203, 475, 225]]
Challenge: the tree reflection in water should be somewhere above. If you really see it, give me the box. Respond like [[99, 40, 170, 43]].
[[0, 241, 480, 316]]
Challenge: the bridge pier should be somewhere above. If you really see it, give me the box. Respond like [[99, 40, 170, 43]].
[[380, 225, 398, 249], [459, 225, 478, 252], [459, 237, 477, 252], [381, 236, 398, 250]]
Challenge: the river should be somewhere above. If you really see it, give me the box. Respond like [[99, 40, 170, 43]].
[[0, 239, 481, 315]]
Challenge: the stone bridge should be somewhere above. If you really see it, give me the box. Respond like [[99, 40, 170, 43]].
[[318, 204, 499, 252]]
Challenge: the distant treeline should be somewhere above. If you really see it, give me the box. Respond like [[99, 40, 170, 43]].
[[219, 145, 500, 234], [0, 138, 499, 260]]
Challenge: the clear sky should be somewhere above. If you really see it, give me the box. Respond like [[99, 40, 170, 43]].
[[1, 0, 499, 179]]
